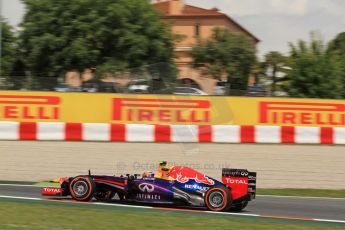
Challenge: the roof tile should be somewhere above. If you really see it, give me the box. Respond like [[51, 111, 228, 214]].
[[153, 1, 223, 16]]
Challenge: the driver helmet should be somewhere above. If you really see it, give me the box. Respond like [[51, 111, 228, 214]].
[[156, 161, 172, 180]]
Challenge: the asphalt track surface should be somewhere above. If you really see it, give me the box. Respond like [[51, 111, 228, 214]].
[[1, 184, 344, 223], [2, 141, 345, 189]]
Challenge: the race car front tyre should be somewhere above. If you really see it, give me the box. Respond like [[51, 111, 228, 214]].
[[69, 176, 95, 202], [204, 186, 232, 212]]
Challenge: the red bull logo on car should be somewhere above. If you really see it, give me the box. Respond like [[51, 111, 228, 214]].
[[168, 166, 215, 185]]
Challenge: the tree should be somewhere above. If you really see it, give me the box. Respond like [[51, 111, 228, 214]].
[[328, 32, 345, 54], [263, 51, 288, 96], [189, 27, 256, 92], [0, 17, 16, 77], [20, 0, 175, 88], [328, 32, 345, 98], [286, 35, 343, 99]]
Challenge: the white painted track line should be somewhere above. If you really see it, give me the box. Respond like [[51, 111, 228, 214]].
[[0, 184, 44, 187]]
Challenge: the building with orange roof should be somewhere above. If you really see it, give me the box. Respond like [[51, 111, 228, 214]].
[[152, 0, 259, 94]]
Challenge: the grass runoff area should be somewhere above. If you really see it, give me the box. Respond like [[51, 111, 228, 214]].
[[0, 198, 343, 230]]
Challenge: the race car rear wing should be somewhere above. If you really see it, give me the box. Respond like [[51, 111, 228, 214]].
[[222, 169, 257, 201]]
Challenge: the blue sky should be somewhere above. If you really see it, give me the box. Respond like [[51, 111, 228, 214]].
[[2, 0, 345, 56]]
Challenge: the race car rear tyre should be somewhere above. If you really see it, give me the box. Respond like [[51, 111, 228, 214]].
[[230, 201, 248, 212], [69, 176, 95, 202], [205, 186, 232, 212]]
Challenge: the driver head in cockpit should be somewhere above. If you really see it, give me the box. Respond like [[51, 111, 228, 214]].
[[156, 161, 172, 180]]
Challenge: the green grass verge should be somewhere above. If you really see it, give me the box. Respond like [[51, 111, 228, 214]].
[[0, 180, 35, 185], [257, 189, 345, 198], [0, 198, 343, 230], [33, 181, 60, 187]]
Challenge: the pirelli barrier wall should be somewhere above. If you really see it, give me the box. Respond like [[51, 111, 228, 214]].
[[0, 91, 344, 144]]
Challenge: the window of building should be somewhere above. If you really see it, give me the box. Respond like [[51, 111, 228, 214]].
[[195, 23, 200, 37]]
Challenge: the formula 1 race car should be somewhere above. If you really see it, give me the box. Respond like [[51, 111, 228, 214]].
[[41, 162, 256, 212]]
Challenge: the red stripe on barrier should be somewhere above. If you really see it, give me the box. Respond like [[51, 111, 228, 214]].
[[111, 124, 126, 142], [281, 126, 295, 144], [65, 123, 82, 141], [199, 125, 212, 142], [154, 125, 171, 142], [240, 126, 255, 143], [320, 127, 334, 144], [19, 122, 37, 140]]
